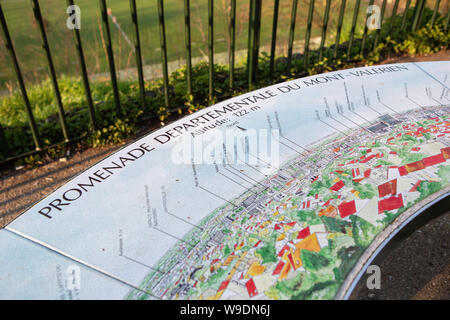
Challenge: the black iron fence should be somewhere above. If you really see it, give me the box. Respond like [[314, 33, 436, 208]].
[[0, 0, 448, 165]]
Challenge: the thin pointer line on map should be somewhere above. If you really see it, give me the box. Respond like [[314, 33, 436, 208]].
[[166, 210, 204, 231], [223, 153, 268, 187], [239, 158, 269, 176], [318, 119, 349, 137], [404, 83, 442, 118], [152, 226, 195, 248], [198, 185, 238, 208], [350, 109, 375, 124], [123, 255, 165, 274], [412, 62, 450, 91], [222, 166, 258, 187], [4, 226, 160, 300], [273, 112, 310, 153], [329, 115, 352, 131], [225, 164, 267, 188], [376, 90, 401, 115], [218, 171, 258, 196], [339, 113, 372, 133]]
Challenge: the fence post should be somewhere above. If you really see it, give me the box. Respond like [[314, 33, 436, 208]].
[[229, 0, 236, 89], [184, 0, 192, 96], [157, 0, 169, 110], [67, 0, 97, 130], [417, 0, 427, 28], [0, 123, 8, 160], [0, 2, 41, 150], [346, 0, 361, 59], [412, 0, 424, 31], [303, 0, 315, 70], [286, 0, 298, 73], [401, 0, 412, 31], [360, 0, 375, 56], [129, 0, 146, 109], [31, 0, 69, 142], [247, 0, 253, 73], [208, 0, 213, 104], [318, 0, 330, 61], [430, 0, 441, 26], [446, 6, 450, 31], [99, 0, 122, 116], [334, 0, 346, 59], [269, 0, 279, 83], [373, 0, 387, 50], [388, 0, 400, 33], [248, 0, 261, 89]]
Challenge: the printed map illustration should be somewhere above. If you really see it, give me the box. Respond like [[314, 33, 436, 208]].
[[0, 62, 449, 300]]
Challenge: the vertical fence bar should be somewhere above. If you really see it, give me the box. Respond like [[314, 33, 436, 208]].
[[31, 0, 69, 142], [412, 0, 424, 31], [334, 0, 346, 59], [157, 0, 169, 109], [229, 0, 236, 89], [401, 0, 412, 31], [446, 5, 450, 31], [248, 0, 256, 87], [99, 0, 122, 115], [247, 0, 254, 70], [431, 0, 441, 26], [0, 123, 8, 159], [0, 2, 40, 150], [208, 0, 213, 103], [303, 0, 315, 69], [373, 0, 387, 50], [417, 0, 427, 27], [184, 0, 192, 96], [67, 0, 96, 130], [286, 0, 298, 73], [318, 0, 330, 61], [360, 0, 375, 56], [249, 0, 262, 88], [130, 0, 146, 109], [254, 0, 262, 84], [388, 0, 400, 32], [347, 0, 361, 58], [269, 0, 279, 82]]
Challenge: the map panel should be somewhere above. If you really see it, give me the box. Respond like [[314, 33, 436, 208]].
[[0, 61, 449, 299]]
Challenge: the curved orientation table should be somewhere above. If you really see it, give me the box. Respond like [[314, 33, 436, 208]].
[[1, 61, 449, 300]]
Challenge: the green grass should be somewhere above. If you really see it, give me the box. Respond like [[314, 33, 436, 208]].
[[0, 7, 448, 166], [0, 0, 406, 91]]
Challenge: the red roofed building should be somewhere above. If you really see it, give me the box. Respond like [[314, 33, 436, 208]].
[[218, 279, 230, 292], [277, 245, 290, 257], [338, 200, 357, 218], [378, 194, 404, 214], [272, 261, 285, 275], [246, 278, 258, 297], [398, 166, 408, 176], [423, 153, 445, 167], [330, 180, 345, 192], [441, 147, 450, 160], [378, 179, 397, 198], [297, 226, 310, 239], [409, 180, 422, 192], [405, 160, 425, 173], [360, 154, 376, 163], [364, 169, 372, 178], [352, 168, 362, 178]]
